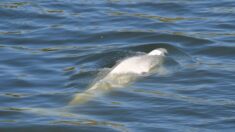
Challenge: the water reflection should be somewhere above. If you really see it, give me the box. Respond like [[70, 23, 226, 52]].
[[110, 11, 204, 22], [133, 89, 235, 106], [52, 120, 128, 132], [0, 2, 30, 9]]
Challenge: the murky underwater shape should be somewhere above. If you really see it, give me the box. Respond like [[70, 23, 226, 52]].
[[0, 0, 235, 132]]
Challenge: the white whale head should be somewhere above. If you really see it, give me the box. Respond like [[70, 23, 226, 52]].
[[148, 48, 168, 56]]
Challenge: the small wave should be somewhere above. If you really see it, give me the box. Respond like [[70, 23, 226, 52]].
[[195, 46, 235, 58]]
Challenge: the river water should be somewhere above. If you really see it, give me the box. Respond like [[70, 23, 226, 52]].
[[0, 0, 235, 132]]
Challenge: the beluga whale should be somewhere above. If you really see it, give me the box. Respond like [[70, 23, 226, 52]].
[[69, 48, 168, 105]]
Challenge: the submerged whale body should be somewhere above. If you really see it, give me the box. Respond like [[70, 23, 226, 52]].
[[69, 48, 168, 105]]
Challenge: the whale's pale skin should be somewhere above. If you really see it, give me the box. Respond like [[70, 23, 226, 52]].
[[110, 48, 167, 75], [69, 48, 167, 105]]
